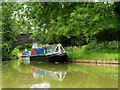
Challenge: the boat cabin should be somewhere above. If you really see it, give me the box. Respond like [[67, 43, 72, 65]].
[[31, 43, 66, 56], [30, 43, 68, 62]]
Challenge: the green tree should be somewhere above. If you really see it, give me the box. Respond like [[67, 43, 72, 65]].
[[2, 2, 119, 60], [2, 2, 22, 60], [21, 2, 118, 45]]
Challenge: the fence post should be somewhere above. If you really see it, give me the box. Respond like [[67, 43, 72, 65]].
[[101, 59, 103, 64], [95, 58, 97, 64], [105, 58, 107, 64]]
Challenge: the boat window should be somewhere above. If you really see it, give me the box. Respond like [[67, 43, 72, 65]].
[[46, 45, 57, 53], [60, 46, 64, 53], [44, 49, 46, 54], [55, 47, 59, 52]]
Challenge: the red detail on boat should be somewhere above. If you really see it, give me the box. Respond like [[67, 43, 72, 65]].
[[31, 50, 35, 55], [31, 66, 35, 72]]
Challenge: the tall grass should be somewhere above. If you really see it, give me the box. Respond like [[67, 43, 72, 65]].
[[65, 41, 119, 60]]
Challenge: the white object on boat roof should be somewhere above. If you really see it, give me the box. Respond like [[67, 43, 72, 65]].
[[25, 48, 27, 51], [32, 43, 42, 48]]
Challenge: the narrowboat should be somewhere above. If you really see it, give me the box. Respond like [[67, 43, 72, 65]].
[[30, 43, 68, 62], [21, 49, 30, 58]]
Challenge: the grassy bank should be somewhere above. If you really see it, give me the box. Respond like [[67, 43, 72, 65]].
[[65, 46, 118, 60]]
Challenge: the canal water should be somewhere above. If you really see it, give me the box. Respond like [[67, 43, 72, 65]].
[[2, 59, 118, 88]]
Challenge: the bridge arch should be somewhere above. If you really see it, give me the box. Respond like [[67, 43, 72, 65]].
[[12, 33, 41, 50]]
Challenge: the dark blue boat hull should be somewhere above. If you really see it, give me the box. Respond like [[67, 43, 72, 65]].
[[30, 53, 68, 62]]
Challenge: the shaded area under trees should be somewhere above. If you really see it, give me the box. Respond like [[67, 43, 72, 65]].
[[2, 2, 120, 60]]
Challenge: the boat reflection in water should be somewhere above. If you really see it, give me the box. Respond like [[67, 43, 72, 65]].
[[21, 58, 68, 88], [31, 62, 68, 82], [30, 82, 50, 88], [23, 58, 30, 64], [30, 62, 68, 88]]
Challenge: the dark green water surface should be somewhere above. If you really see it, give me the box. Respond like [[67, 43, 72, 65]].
[[2, 59, 118, 88]]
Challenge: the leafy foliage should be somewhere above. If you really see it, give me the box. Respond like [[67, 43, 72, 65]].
[[2, 2, 120, 60], [84, 40, 119, 52], [11, 48, 20, 59], [2, 2, 22, 60], [20, 2, 119, 44]]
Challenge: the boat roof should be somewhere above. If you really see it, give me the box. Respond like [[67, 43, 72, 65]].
[[32, 43, 63, 49], [33, 43, 61, 46]]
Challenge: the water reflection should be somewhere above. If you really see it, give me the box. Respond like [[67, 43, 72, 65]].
[[2, 59, 118, 88], [31, 82, 50, 88], [23, 59, 30, 64], [31, 65, 67, 81]]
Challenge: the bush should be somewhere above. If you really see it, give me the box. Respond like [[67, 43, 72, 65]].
[[84, 40, 119, 52], [11, 48, 20, 59], [64, 46, 73, 51], [82, 45, 88, 50], [65, 46, 82, 51]]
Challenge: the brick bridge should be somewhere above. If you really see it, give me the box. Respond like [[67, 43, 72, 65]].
[[12, 33, 41, 50]]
